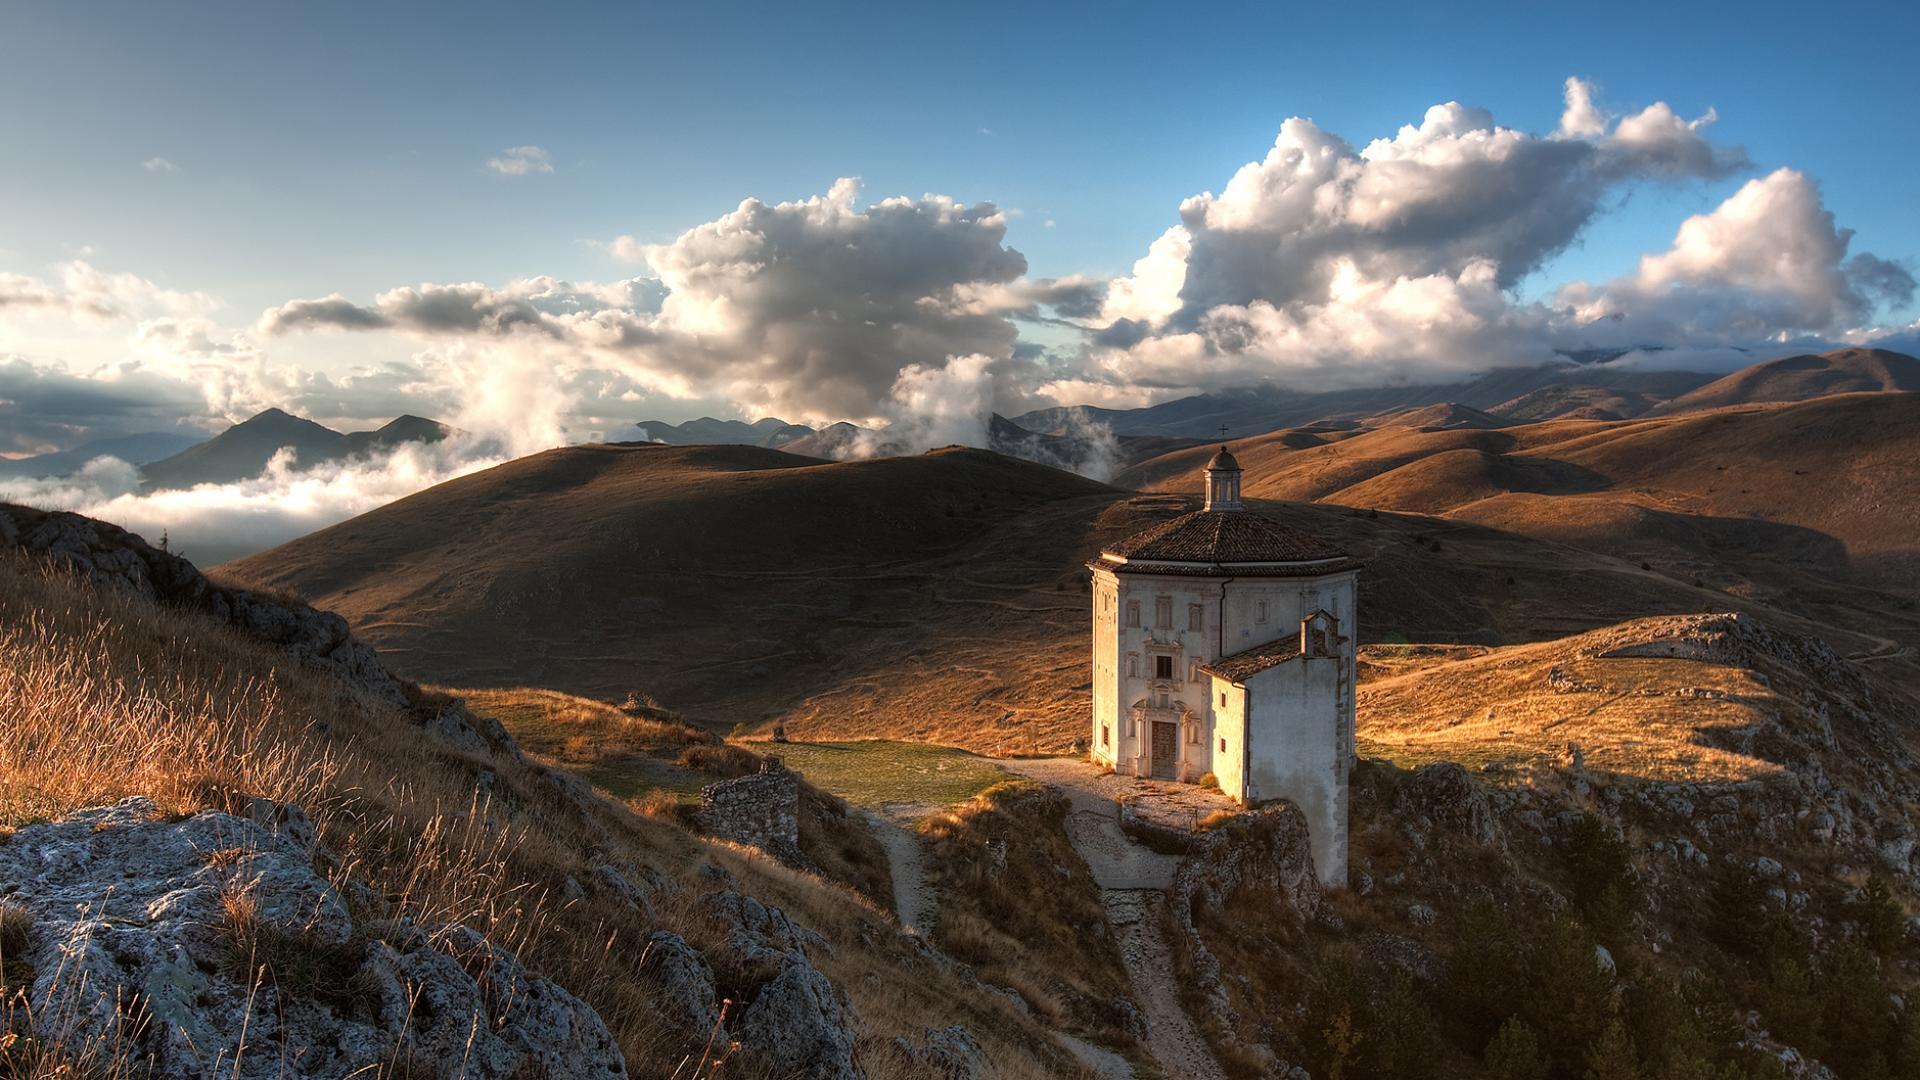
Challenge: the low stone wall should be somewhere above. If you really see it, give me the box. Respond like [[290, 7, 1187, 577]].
[[702, 759, 807, 867]]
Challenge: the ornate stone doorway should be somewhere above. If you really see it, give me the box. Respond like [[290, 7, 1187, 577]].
[[1150, 721, 1178, 779]]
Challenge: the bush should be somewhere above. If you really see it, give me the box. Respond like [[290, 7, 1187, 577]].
[[676, 743, 761, 779]]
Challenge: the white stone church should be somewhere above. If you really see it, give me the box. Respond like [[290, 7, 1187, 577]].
[[1089, 447, 1359, 886]]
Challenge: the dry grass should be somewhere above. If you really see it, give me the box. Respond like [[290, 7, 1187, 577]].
[[1356, 623, 1803, 783], [0, 553, 1094, 1078], [919, 781, 1140, 1048]]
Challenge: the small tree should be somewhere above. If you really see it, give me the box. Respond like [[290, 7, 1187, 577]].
[[1584, 1019, 1640, 1080], [1484, 1016, 1547, 1080]]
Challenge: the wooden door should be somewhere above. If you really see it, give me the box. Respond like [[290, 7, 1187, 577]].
[[1151, 721, 1177, 779]]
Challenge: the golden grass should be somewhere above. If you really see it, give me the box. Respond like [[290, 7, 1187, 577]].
[[0, 553, 1094, 1078], [1356, 630, 1795, 782]]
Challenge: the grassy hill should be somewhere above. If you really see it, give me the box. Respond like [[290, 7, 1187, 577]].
[[0, 516, 1098, 1078], [1116, 392, 1920, 681], [1649, 347, 1920, 416], [220, 436, 1897, 755]]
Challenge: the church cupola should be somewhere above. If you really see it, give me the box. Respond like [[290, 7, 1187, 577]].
[[1204, 446, 1243, 512]]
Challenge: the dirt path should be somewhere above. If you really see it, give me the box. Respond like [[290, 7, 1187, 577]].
[[1105, 890, 1227, 1080], [865, 808, 935, 935], [1001, 757, 1229, 1080]]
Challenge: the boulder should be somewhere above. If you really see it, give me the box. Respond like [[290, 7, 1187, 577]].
[[733, 954, 862, 1080], [0, 797, 625, 1080]]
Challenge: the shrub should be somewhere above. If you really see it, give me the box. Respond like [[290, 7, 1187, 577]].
[[1197, 771, 1220, 790], [676, 743, 761, 779]]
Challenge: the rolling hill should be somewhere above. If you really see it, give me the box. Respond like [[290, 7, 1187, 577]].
[[221, 438, 1889, 752], [1115, 391, 1920, 682], [1648, 346, 1920, 415], [140, 408, 453, 490], [1014, 365, 1715, 437]]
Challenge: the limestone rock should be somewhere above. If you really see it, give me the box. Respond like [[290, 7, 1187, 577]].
[[641, 931, 724, 1039], [733, 954, 862, 1080], [0, 797, 625, 1080]]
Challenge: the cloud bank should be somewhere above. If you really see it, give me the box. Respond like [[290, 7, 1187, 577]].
[[4, 77, 1915, 547]]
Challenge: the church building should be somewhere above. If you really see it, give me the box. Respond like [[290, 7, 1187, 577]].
[[1088, 447, 1360, 886]]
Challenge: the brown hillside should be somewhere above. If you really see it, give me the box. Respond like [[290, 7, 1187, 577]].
[[224, 439, 1893, 754], [1116, 393, 1920, 679], [1361, 401, 1509, 430], [1649, 347, 1920, 415]]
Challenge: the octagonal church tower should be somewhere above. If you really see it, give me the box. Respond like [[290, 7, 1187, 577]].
[[1088, 446, 1360, 886]]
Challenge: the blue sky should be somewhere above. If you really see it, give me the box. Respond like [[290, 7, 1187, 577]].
[[1, 0, 1917, 457], [5, 0, 1914, 313]]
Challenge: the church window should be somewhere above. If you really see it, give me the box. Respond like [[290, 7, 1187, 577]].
[[1125, 601, 1140, 628], [1219, 737, 1226, 753], [1154, 655, 1173, 680], [1126, 654, 1138, 678], [1256, 600, 1270, 624], [1188, 603, 1203, 631], [1219, 691, 1227, 707], [1154, 596, 1172, 628], [1101, 724, 1110, 748]]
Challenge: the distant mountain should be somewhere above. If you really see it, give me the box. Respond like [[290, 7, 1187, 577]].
[[625, 416, 814, 448], [1361, 402, 1509, 430], [1648, 347, 1920, 416], [140, 409, 454, 491], [0, 431, 204, 480], [1014, 365, 1717, 438]]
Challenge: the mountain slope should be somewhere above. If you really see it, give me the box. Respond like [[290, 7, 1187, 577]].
[[1116, 393, 1920, 681], [1650, 347, 1920, 415], [0, 430, 203, 479], [0, 506, 1096, 1078], [221, 440, 1888, 752], [140, 408, 453, 490], [1015, 366, 1714, 438]]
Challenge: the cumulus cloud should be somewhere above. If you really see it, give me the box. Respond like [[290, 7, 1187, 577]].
[[1078, 78, 1916, 394], [265, 178, 1092, 423], [486, 145, 553, 176], [1559, 168, 1917, 340]]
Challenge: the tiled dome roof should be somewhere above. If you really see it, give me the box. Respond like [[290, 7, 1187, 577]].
[[1102, 509, 1347, 565]]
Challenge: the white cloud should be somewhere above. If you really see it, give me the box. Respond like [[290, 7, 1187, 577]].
[[1559, 168, 1915, 340], [266, 178, 1093, 424], [486, 145, 554, 176], [141, 157, 181, 174], [0, 439, 508, 563], [1080, 78, 1914, 395], [0, 261, 216, 323]]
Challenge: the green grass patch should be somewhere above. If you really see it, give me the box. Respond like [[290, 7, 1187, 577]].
[[739, 739, 1010, 809], [579, 756, 709, 801]]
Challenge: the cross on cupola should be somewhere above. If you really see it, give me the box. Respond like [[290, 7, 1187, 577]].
[[1203, 444, 1244, 512]]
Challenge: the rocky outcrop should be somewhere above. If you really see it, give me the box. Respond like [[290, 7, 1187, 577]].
[[1167, 804, 1321, 1055], [0, 503, 519, 760], [630, 889, 862, 1079], [0, 797, 624, 1080]]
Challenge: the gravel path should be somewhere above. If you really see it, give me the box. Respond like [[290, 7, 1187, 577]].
[[866, 808, 936, 934], [1105, 890, 1228, 1080]]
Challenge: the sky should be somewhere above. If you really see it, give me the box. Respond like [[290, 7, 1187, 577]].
[[2, 0, 1918, 465]]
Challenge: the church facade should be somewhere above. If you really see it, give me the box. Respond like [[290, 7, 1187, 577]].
[[1088, 447, 1359, 886]]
